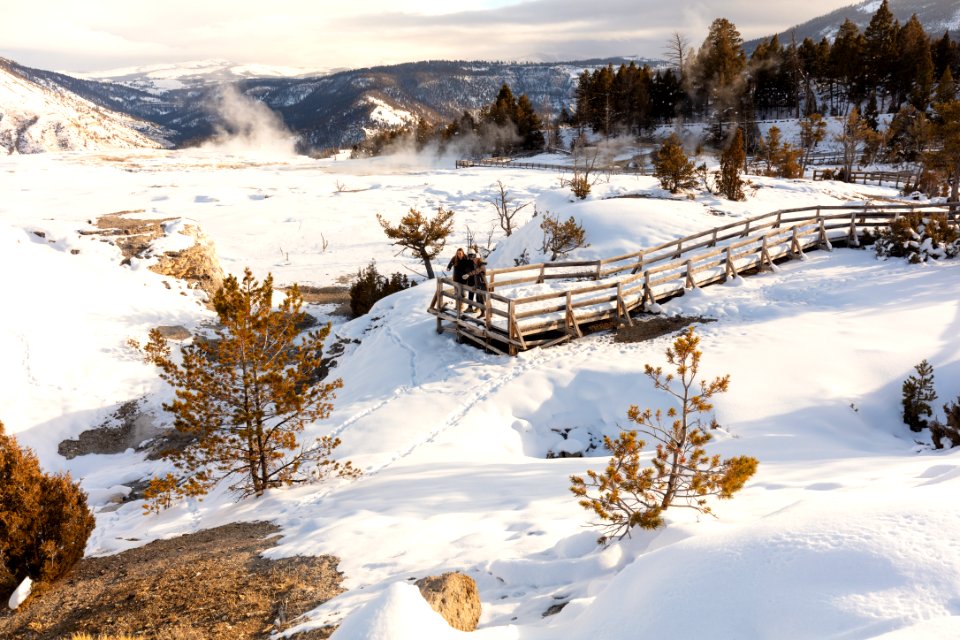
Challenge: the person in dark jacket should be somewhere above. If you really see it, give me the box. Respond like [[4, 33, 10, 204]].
[[447, 248, 474, 304], [465, 255, 487, 314]]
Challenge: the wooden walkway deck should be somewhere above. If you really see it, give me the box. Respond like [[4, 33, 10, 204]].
[[427, 203, 958, 356]]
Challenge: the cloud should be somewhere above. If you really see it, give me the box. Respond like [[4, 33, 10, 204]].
[[0, 0, 855, 73]]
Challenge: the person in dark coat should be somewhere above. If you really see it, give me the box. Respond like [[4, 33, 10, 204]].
[[465, 254, 487, 314], [447, 248, 474, 304]]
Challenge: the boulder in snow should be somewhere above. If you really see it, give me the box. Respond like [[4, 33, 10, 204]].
[[415, 571, 481, 632]]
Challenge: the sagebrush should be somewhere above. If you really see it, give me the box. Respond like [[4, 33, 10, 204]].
[[0, 420, 95, 603]]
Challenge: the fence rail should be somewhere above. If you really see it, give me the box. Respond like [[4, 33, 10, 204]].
[[428, 203, 957, 355], [455, 158, 643, 175], [810, 168, 920, 187]]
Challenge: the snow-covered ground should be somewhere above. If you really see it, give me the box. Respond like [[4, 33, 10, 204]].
[[2, 147, 959, 639]]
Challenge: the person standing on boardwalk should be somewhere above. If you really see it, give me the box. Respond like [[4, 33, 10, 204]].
[[465, 254, 487, 315], [447, 248, 473, 305]]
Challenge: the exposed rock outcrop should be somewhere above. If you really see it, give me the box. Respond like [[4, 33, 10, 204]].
[[415, 572, 481, 632]]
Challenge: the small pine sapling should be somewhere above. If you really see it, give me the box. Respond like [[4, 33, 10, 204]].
[[902, 359, 937, 433], [570, 327, 758, 544]]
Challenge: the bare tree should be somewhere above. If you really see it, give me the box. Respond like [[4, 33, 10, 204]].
[[664, 32, 691, 80], [561, 141, 602, 199], [488, 180, 529, 236]]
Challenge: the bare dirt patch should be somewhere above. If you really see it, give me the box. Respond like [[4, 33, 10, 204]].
[[615, 315, 715, 343], [0, 522, 342, 640]]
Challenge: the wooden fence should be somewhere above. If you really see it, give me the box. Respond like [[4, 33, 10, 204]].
[[810, 168, 920, 188], [428, 203, 957, 356], [455, 158, 643, 175]]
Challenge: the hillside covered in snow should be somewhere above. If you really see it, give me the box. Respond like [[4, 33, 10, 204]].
[[2, 144, 960, 638], [0, 58, 170, 154]]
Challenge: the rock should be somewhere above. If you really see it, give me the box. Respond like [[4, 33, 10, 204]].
[[155, 325, 192, 340], [58, 399, 161, 459], [415, 571, 481, 632], [150, 224, 224, 298]]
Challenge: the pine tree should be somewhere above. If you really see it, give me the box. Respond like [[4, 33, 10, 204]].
[[570, 328, 758, 544], [863, 0, 899, 98], [654, 134, 698, 193], [925, 100, 960, 204], [1, 421, 96, 600], [695, 18, 747, 112], [718, 127, 745, 200], [935, 67, 957, 105], [902, 360, 937, 433], [799, 113, 827, 172], [141, 270, 358, 508], [377, 207, 455, 279]]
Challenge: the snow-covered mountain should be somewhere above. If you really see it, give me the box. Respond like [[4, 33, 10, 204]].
[[0, 58, 170, 154], [6, 57, 655, 152], [74, 58, 330, 95], [753, 0, 960, 46]]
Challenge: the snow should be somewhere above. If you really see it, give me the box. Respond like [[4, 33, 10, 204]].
[[364, 96, 416, 129], [7, 577, 32, 610], [329, 582, 478, 640], [2, 144, 960, 639]]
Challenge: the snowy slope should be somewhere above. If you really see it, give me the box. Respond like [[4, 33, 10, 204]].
[[2, 148, 960, 639], [0, 60, 168, 153]]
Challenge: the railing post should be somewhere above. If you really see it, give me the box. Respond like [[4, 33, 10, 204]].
[[725, 246, 737, 279], [741, 219, 751, 238], [685, 259, 696, 289], [848, 209, 860, 247], [710, 228, 718, 247], [538, 264, 545, 284], [435, 279, 443, 334], [595, 260, 602, 280], [643, 271, 654, 307]]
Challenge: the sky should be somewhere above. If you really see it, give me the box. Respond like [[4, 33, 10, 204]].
[[1, 0, 858, 74]]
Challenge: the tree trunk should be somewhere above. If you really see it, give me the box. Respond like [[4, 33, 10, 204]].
[[420, 249, 436, 279]]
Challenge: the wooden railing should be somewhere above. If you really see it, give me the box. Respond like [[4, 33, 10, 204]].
[[810, 168, 920, 187], [429, 203, 957, 355], [455, 158, 642, 175]]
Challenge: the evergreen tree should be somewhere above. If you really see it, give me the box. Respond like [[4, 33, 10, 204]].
[[377, 207, 454, 279], [935, 67, 957, 104], [694, 18, 747, 113], [830, 20, 865, 112], [925, 100, 960, 204], [141, 271, 358, 507], [902, 360, 937, 433], [799, 113, 827, 172], [653, 134, 698, 193], [863, 0, 899, 98], [570, 328, 758, 543], [718, 127, 745, 200]]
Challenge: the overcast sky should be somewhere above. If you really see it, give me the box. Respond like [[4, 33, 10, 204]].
[[2, 0, 856, 74]]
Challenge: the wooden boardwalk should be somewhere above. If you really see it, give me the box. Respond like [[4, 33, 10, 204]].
[[428, 203, 958, 356]]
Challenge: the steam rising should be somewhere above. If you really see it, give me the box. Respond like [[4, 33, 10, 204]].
[[202, 85, 298, 156]]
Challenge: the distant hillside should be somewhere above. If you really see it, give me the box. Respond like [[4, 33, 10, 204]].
[[749, 0, 960, 48], [4, 57, 657, 152], [0, 58, 169, 154]]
